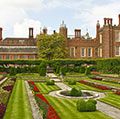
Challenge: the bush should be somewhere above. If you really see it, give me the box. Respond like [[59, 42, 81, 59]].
[[77, 99, 97, 112], [77, 99, 86, 112], [38, 61, 46, 76], [68, 80, 76, 85], [85, 67, 91, 75], [79, 66, 86, 73], [46, 80, 55, 85], [86, 102, 96, 112], [9, 67, 17, 76], [60, 67, 67, 76], [87, 99, 97, 105], [70, 88, 82, 96]]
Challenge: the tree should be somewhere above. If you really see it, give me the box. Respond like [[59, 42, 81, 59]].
[[37, 33, 68, 59]]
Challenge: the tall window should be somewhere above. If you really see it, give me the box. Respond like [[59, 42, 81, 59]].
[[6, 55, 9, 59], [115, 31, 120, 42], [88, 48, 92, 57], [100, 34, 102, 44], [14, 55, 18, 59], [81, 48, 86, 57], [99, 48, 102, 57], [70, 47, 75, 57], [115, 46, 120, 56]]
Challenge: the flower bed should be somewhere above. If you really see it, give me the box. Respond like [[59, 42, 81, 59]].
[[0, 103, 6, 119], [36, 94, 60, 119], [0, 77, 16, 118], [79, 80, 111, 90], [28, 81, 39, 92], [114, 90, 120, 95], [2, 85, 13, 91], [28, 81, 60, 119]]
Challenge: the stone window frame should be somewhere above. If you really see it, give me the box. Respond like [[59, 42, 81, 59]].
[[81, 47, 86, 57], [100, 34, 102, 44], [87, 47, 92, 57], [70, 47, 75, 57], [115, 46, 120, 56]]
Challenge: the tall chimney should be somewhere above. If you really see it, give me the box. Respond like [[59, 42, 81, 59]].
[[119, 14, 120, 26], [75, 29, 81, 38], [0, 28, 2, 41], [43, 27, 47, 34], [109, 18, 113, 25], [96, 20, 100, 36], [104, 18, 107, 25], [29, 28, 33, 38]]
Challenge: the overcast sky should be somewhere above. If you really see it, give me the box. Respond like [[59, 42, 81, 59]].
[[0, 0, 120, 38]]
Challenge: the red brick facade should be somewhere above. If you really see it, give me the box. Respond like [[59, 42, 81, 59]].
[[0, 14, 120, 60], [59, 14, 120, 59]]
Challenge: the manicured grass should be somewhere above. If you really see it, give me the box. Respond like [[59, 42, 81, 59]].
[[35, 82, 60, 94], [45, 96, 112, 119], [4, 80, 33, 119], [16, 73, 48, 80], [99, 92, 120, 109], [66, 82, 102, 92], [87, 78, 120, 88]]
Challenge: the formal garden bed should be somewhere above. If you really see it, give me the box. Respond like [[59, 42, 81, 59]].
[[0, 77, 16, 119]]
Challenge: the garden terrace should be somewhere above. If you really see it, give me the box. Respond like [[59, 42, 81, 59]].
[[4, 80, 33, 119]]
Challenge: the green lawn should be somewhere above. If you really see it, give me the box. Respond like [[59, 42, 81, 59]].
[[45, 96, 112, 119], [4, 80, 33, 119], [35, 82, 60, 94], [16, 73, 48, 80], [99, 92, 120, 109], [66, 82, 102, 92], [66, 81, 120, 110], [87, 78, 120, 88]]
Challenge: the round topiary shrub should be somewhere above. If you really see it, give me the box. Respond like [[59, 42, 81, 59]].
[[79, 66, 86, 73], [70, 88, 82, 96], [46, 80, 55, 85], [77, 99, 97, 112], [86, 102, 96, 112], [68, 80, 76, 85], [77, 99, 86, 112]]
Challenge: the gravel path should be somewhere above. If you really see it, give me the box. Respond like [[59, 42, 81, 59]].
[[47, 73, 120, 119], [25, 81, 43, 119]]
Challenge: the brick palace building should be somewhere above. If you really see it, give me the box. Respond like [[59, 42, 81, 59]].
[[0, 14, 120, 60]]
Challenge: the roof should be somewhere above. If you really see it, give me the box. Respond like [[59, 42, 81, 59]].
[[0, 37, 36, 46]]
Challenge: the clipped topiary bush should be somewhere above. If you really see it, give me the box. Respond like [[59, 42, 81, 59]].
[[9, 67, 17, 76], [46, 80, 55, 85], [68, 80, 76, 85], [86, 102, 96, 112], [87, 99, 97, 105], [77, 99, 97, 112], [77, 99, 86, 112], [60, 67, 67, 76], [38, 61, 46, 76], [70, 88, 82, 97], [85, 67, 91, 75], [79, 66, 86, 73]]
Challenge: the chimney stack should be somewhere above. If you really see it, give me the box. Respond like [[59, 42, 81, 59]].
[[53, 30, 56, 34], [119, 14, 120, 26], [43, 27, 47, 34], [96, 20, 100, 36], [29, 28, 34, 38], [75, 29, 81, 38], [104, 18, 107, 25], [0, 28, 2, 41]]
